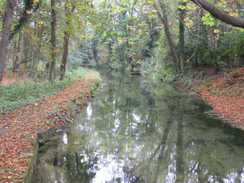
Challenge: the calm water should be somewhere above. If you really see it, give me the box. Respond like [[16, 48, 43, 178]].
[[32, 71, 244, 183]]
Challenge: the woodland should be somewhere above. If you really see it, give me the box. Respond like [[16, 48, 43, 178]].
[[0, 0, 244, 182], [0, 0, 243, 82]]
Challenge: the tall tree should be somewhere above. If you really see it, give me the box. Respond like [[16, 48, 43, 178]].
[[153, 0, 180, 70], [49, 0, 57, 82], [9, 0, 40, 40], [60, 1, 75, 80], [178, 1, 187, 70], [0, 0, 16, 82]]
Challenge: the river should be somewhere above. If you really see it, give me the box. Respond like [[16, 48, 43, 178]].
[[32, 71, 244, 183]]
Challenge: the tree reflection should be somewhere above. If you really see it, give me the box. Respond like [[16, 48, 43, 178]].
[[33, 71, 244, 183]]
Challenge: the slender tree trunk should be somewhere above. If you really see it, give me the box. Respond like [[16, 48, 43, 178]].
[[9, 0, 40, 40], [153, 0, 180, 70], [12, 35, 17, 72], [92, 37, 99, 64], [30, 21, 38, 70], [83, 38, 90, 62], [60, 2, 75, 80], [178, 2, 186, 71], [49, 0, 56, 82], [0, 0, 16, 82], [60, 31, 70, 80], [12, 32, 22, 72]]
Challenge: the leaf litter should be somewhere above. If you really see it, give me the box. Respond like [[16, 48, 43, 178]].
[[194, 68, 244, 128]]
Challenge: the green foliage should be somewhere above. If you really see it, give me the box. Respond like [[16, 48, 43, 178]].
[[201, 13, 215, 26], [155, 66, 182, 82], [205, 83, 212, 89], [151, 28, 181, 82], [65, 67, 98, 81], [89, 0, 159, 70], [91, 81, 101, 98], [220, 32, 244, 59], [201, 31, 244, 69]]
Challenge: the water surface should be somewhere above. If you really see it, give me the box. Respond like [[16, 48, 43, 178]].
[[32, 71, 244, 183]]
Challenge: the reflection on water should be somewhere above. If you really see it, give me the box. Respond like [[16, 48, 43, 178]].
[[32, 71, 244, 183]]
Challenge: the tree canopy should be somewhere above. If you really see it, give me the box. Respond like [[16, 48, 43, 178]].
[[0, 0, 243, 82]]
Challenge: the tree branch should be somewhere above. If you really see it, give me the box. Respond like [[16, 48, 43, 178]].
[[190, 0, 244, 28]]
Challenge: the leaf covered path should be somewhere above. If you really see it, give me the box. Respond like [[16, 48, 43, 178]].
[[0, 76, 98, 183], [194, 68, 244, 129]]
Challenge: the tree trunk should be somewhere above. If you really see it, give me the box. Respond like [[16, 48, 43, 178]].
[[12, 32, 23, 72], [92, 37, 99, 64], [60, 31, 70, 80], [153, 0, 180, 70], [49, 0, 56, 82], [60, 3, 76, 80], [0, 0, 16, 82], [9, 0, 40, 40], [30, 21, 38, 70], [178, 2, 186, 71]]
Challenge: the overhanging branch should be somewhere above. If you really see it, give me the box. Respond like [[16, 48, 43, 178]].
[[190, 0, 244, 28]]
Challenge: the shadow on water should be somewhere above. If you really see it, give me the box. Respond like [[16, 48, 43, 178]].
[[32, 71, 244, 183]]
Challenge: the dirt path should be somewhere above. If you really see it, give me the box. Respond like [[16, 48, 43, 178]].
[[0, 75, 98, 183]]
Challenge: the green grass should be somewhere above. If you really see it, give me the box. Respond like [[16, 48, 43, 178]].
[[205, 83, 212, 89]]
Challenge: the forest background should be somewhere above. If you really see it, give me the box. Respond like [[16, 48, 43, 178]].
[[0, 0, 243, 83]]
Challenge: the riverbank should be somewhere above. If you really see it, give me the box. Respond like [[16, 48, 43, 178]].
[[0, 73, 99, 183], [180, 67, 244, 130]]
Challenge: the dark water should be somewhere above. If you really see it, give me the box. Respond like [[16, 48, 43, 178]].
[[32, 71, 244, 183]]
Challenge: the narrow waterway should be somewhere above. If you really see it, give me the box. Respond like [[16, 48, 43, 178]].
[[32, 71, 244, 183]]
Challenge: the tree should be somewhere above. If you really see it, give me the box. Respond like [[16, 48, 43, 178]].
[[178, 0, 187, 70], [153, 0, 180, 70], [60, 1, 75, 80], [49, 0, 57, 82], [9, 0, 40, 40], [0, 0, 16, 82], [190, 0, 244, 28]]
